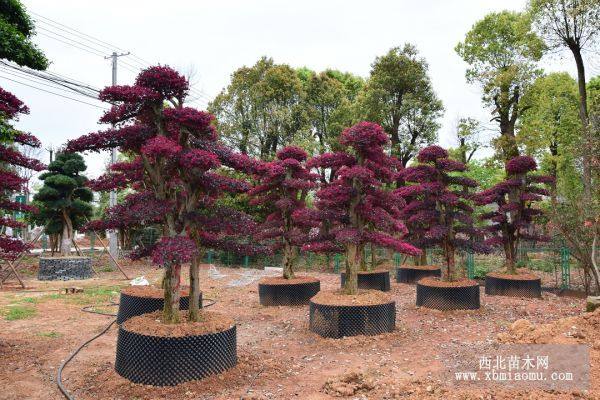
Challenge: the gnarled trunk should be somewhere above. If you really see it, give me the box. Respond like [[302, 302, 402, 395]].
[[162, 263, 181, 324], [344, 243, 359, 294], [188, 252, 202, 322], [282, 241, 295, 279]]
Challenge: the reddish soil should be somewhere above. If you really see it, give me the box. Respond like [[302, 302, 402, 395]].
[[487, 271, 541, 281], [259, 276, 320, 285], [311, 289, 393, 306], [356, 269, 390, 274], [123, 311, 234, 337], [399, 265, 440, 271], [121, 285, 191, 298], [418, 277, 478, 288], [0, 258, 595, 399]]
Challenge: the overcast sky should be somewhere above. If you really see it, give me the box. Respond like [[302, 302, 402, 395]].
[[4, 0, 596, 180]]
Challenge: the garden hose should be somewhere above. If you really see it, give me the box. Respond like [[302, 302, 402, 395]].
[[56, 298, 216, 400]]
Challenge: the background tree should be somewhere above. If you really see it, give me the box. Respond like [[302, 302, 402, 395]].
[[0, 0, 48, 70], [396, 146, 483, 280], [475, 156, 554, 275], [209, 57, 310, 160], [357, 44, 443, 166], [450, 117, 485, 164], [528, 0, 600, 203], [249, 146, 317, 279], [518, 72, 581, 197], [32, 152, 93, 256], [298, 69, 363, 154], [456, 11, 545, 161], [67, 66, 264, 323], [0, 88, 44, 260], [305, 122, 420, 294]]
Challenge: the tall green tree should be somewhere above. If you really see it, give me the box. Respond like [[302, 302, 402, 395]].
[[450, 117, 485, 164], [528, 0, 600, 203], [209, 57, 310, 160], [32, 153, 93, 256], [518, 72, 581, 195], [298, 68, 363, 154], [357, 44, 443, 166], [456, 11, 545, 161], [0, 0, 48, 70]]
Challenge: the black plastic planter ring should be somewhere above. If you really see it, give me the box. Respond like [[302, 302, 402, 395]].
[[396, 266, 441, 284], [115, 324, 237, 386], [340, 271, 391, 292], [485, 274, 541, 298], [416, 280, 480, 310], [258, 279, 320, 306], [116, 290, 202, 324], [309, 301, 395, 338]]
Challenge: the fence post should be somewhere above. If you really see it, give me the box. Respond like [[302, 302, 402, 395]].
[[466, 251, 474, 279], [243, 255, 249, 268], [334, 253, 341, 274], [207, 250, 213, 264], [393, 253, 400, 268], [560, 246, 570, 290]]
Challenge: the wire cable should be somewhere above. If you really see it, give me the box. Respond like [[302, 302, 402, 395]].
[[0, 74, 108, 109], [56, 296, 217, 400]]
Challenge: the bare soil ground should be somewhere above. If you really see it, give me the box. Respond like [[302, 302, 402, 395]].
[[0, 258, 596, 400]]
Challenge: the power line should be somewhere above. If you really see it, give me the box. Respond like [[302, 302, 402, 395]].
[[30, 11, 214, 106], [0, 74, 108, 109], [0, 67, 99, 99]]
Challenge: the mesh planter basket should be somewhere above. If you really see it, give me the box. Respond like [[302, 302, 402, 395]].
[[115, 323, 237, 386], [416, 279, 480, 310], [485, 274, 541, 298], [38, 257, 92, 281], [116, 288, 202, 324], [340, 270, 390, 292], [309, 299, 395, 338], [396, 266, 441, 284], [258, 278, 320, 306]]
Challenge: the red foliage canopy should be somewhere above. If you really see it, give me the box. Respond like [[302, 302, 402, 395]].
[[66, 66, 265, 264], [396, 145, 484, 278], [0, 88, 45, 260], [303, 122, 420, 257], [474, 156, 553, 267]]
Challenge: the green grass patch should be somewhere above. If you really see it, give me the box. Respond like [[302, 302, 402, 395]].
[[3, 305, 37, 321], [37, 331, 61, 338]]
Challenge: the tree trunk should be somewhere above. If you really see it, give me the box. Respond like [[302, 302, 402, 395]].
[[344, 244, 359, 295], [570, 45, 592, 206], [60, 210, 73, 257], [188, 253, 202, 322], [162, 263, 181, 324], [282, 241, 295, 279]]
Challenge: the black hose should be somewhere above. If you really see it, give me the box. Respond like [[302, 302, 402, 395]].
[[57, 319, 117, 400], [57, 297, 217, 399]]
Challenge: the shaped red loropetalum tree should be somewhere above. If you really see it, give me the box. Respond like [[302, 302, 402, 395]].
[[475, 155, 553, 275], [308, 122, 421, 295], [396, 145, 483, 281], [249, 146, 318, 279], [0, 88, 45, 261], [67, 66, 264, 325]]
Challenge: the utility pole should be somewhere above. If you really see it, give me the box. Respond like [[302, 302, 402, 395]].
[[104, 51, 130, 268]]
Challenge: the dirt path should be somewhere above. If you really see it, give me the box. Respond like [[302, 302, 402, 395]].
[[0, 263, 592, 399]]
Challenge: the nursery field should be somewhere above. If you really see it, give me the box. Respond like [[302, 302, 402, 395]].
[[0, 260, 597, 400]]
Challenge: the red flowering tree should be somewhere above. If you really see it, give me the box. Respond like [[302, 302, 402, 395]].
[[304, 122, 420, 294], [249, 146, 318, 279], [396, 145, 483, 281], [66, 66, 264, 323], [474, 155, 553, 274], [0, 88, 45, 260]]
